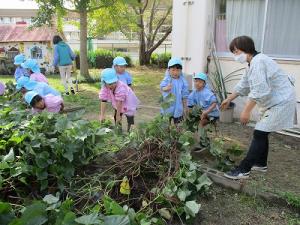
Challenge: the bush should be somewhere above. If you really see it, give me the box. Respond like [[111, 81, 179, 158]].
[[75, 49, 132, 69], [150, 52, 171, 68]]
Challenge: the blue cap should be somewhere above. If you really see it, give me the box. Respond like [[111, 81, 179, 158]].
[[16, 76, 30, 90], [167, 57, 183, 68], [24, 80, 38, 91], [113, 56, 128, 66], [21, 59, 40, 73], [24, 91, 39, 105], [194, 72, 207, 81], [101, 68, 118, 84], [14, 54, 26, 65]]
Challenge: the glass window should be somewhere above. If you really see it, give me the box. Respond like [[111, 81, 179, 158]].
[[215, 0, 300, 59], [31, 46, 43, 59]]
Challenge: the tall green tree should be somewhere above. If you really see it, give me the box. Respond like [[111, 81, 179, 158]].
[[32, 0, 119, 80], [89, 0, 172, 65]]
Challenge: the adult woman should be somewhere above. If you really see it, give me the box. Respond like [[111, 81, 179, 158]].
[[221, 36, 296, 180], [53, 35, 75, 95]]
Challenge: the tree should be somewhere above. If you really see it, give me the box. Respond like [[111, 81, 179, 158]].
[[89, 0, 172, 65], [32, 0, 119, 80]]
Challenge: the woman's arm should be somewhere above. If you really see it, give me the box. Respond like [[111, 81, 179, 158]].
[[240, 99, 256, 125], [220, 92, 239, 110]]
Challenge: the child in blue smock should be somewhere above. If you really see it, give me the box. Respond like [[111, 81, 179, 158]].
[[187, 72, 219, 127], [13, 54, 29, 81], [16, 76, 61, 97], [112, 56, 133, 87], [160, 57, 189, 124]]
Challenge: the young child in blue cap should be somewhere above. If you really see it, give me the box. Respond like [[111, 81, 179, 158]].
[[187, 72, 219, 127], [22, 59, 48, 84], [13, 54, 29, 81], [24, 91, 64, 113], [160, 57, 189, 124], [16, 76, 60, 97], [99, 68, 139, 132], [112, 56, 133, 87]]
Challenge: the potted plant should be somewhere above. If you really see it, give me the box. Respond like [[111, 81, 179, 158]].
[[207, 43, 245, 123]]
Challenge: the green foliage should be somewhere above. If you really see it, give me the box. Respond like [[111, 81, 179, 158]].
[[159, 93, 175, 111], [0, 94, 123, 192], [280, 192, 300, 209], [75, 49, 132, 69], [151, 52, 171, 68]]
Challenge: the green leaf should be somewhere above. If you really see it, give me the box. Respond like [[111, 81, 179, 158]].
[[35, 151, 50, 168], [158, 208, 172, 220], [3, 149, 14, 162], [75, 213, 101, 225], [103, 196, 125, 215], [0, 201, 15, 225], [102, 215, 130, 225], [184, 201, 201, 219], [177, 188, 191, 202], [196, 174, 212, 191], [0, 161, 9, 169], [10, 202, 48, 225], [43, 194, 60, 205]]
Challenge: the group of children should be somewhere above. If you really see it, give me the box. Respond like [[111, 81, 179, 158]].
[[13, 54, 64, 113], [1, 53, 219, 133], [160, 57, 219, 127], [99, 56, 220, 133]]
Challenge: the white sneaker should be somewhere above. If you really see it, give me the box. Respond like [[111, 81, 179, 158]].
[[251, 165, 268, 172]]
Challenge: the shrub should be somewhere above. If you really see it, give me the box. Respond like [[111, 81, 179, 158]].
[[150, 52, 171, 68], [74, 49, 132, 69]]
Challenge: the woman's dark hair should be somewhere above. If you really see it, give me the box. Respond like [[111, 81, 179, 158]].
[[53, 35, 63, 45], [168, 64, 183, 70], [30, 94, 43, 107], [229, 36, 257, 54]]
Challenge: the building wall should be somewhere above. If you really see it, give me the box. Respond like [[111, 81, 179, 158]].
[[0, 41, 53, 69]]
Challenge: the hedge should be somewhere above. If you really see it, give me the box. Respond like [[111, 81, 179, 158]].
[[75, 49, 133, 69], [150, 52, 171, 68]]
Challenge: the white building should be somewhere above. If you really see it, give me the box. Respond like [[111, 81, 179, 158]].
[[172, 0, 300, 128]]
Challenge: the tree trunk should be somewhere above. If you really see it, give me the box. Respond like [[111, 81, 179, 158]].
[[79, 9, 91, 80]]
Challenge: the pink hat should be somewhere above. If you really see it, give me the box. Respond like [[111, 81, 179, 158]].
[[0, 82, 5, 95]]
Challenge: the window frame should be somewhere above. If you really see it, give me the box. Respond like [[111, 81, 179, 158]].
[[214, 0, 300, 61]]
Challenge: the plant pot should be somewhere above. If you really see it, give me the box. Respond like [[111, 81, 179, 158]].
[[220, 102, 235, 123]]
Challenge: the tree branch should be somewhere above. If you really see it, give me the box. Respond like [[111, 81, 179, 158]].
[[147, 26, 171, 53], [150, 6, 172, 45]]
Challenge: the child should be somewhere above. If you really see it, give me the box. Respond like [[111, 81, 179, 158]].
[[16, 76, 60, 97], [24, 91, 64, 113], [113, 56, 133, 87], [21, 59, 48, 83], [99, 68, 139, 132], [187, 73, 219, 127], [0, 82, 5, 95], [13, 54, 29, 81], [160, 57, 189, 124]]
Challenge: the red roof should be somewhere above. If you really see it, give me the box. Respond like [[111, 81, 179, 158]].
[[0, 24, 56, 43]]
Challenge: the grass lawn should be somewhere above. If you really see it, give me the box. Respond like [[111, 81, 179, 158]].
[[0, 67, 165, 122]]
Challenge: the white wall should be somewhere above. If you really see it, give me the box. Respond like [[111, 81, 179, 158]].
[[172, 0, 213, 88]]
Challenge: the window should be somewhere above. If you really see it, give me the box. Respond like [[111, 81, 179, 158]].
[[7, 47, 19, 59], [215, 0, 300, 59], [31, 46, 43, 59]]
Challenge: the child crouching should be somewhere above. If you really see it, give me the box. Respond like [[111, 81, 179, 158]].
[[99, 68, 139, 132], [24, 91, 64, 113]]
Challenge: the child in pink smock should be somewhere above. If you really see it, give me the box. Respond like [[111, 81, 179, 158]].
[[99, 68, 139, 132], [24, 91, 64, 113], [22, 59, 48, 84]]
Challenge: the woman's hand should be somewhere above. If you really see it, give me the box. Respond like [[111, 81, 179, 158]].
[[240, 110, 250, 125], [220, 98, 231, 111]]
